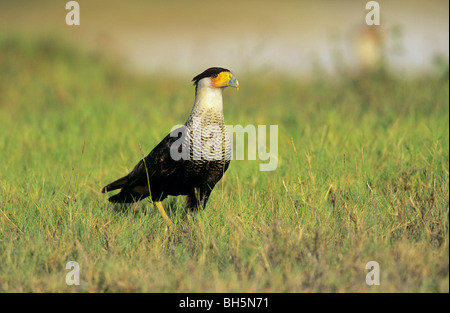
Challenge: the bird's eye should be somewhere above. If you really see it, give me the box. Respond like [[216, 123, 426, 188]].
[[212, 74, 218, 78]]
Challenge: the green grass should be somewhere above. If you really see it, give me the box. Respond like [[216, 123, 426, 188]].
[[0, 34, 448, 292]]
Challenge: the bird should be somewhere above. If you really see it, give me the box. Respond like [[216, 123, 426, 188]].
[[101, 67, 239, 228]]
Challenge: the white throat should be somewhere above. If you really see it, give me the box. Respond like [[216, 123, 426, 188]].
[[185, 78, 225, 126], [194, 79, 224, 111]]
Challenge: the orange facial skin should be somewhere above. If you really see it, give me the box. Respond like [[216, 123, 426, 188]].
[[211, 71, 236, 88]]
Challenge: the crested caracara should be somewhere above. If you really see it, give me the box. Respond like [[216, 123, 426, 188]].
[[101, 67, 239, 228]]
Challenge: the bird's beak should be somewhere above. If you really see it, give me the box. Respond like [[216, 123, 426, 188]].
[[228, 75, 239, 90], [213, 72, 239, 90]]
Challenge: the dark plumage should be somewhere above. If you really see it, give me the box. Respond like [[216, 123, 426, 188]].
[[102, 67, 239, 217], [192, 67, 230, 86]]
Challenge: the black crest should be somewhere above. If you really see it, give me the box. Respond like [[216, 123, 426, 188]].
[[192, 67, 231, 86]]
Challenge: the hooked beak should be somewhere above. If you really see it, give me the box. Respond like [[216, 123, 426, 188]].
[[228, 75, 239, 90]]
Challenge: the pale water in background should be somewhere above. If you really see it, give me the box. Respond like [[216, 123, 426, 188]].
[[1, 0, 448, 76]]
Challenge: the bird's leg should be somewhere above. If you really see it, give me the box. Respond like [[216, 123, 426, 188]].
[[154, 201, 174, 229], [198, 185, 214, 209], [185, 193, 198, 212]]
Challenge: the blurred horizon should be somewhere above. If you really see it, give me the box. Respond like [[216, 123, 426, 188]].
[[1, 0, 448, 77]]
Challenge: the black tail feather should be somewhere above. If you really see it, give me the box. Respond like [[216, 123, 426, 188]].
[[101, 175, 129, 193]]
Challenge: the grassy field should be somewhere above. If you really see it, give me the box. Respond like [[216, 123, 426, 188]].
[[0, 34, 448, 292]]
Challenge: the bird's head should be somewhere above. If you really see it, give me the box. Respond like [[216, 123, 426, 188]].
[[192, 67, 239, 91]]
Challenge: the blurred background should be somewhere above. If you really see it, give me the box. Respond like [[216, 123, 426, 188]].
[[0, 1, 449, 293], [1, 0, 448, 77]]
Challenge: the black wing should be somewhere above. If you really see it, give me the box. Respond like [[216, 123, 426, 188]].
[[102, 127, 187, 203]]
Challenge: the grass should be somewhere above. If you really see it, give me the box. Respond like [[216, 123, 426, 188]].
[[0, 34, 448, 292]]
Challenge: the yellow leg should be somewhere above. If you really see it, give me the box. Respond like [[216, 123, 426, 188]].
[[154, 201, 174, 229]]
